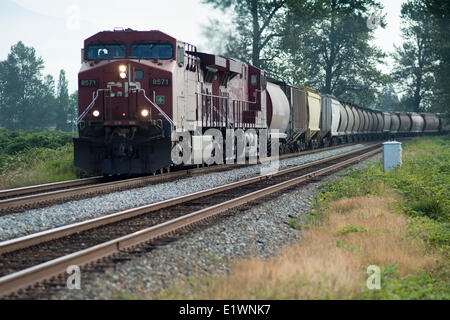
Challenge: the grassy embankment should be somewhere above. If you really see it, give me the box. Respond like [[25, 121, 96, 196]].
[[153, 135, 449, 300], [0, 129, 90, 189]]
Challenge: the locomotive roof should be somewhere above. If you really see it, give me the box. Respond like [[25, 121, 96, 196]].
[[84, 29, 177, 45]]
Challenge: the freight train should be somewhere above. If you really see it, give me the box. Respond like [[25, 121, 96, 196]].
[[74, 29, 447, 175]]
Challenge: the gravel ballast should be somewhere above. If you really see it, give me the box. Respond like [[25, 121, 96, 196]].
[[37, 153, 381, 300], [0, 144, 369, 241]]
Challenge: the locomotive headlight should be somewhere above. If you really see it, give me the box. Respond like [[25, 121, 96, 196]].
[[119, 65, 127, 79], [93, 110, 100, 117], [141, 109, 150, 117]]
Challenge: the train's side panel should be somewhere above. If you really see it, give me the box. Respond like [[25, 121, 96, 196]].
[[440, 115, 450, 132], [383, 112, 391, 133], [410, 113, 425, 133], [331, 99, 341, 136], [366, 111, 373, 134], [367, 111, 373, 133], [290, 87, 308, 137], [390, 113, 401, 133], [365, 110, 370, 134], [351, 106, 360, 134], [357, 107, 365, 133], [422, 113, 440, 132], [362, 110, 370, 133], [399, 113, 412, 133], [320, 95, 333, 138], [338, 104, 348, 135], [376, 112, 384, 133], [370, 112, 378, 133], [307, 91, 321, 140], [345, 105, 354, 135], [267, 82, 290, 138], [357, 109, 365, 133]]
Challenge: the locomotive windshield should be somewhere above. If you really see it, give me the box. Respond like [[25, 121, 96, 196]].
[[86, 44, 127, 60], [130, 43, 173, 59]]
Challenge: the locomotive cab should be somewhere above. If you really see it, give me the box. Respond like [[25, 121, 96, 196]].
[[75, 30, 178, 175]]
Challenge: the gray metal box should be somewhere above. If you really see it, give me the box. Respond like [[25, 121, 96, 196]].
[[383, 141, 402, 171]]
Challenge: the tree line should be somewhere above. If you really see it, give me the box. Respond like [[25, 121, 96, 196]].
[[0, 0, 447, 133], [202, 0, 450, 115], [0, 41, 77, 131]]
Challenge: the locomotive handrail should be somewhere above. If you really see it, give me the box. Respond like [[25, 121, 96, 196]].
[[196, 92, 229, 100], [195, 91, 262, 128], [133, 88, 174, 130], [195, 92, 229, 125], [77, 89, 111, 124], [233, 89, 262, 105]]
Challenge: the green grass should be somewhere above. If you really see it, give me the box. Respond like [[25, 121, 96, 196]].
[[0, 128, 73, 157], [288, 218, 302, 230], [335, 224, 368, 236], [315, 136, 450, 221], [0, 144, 91, 189], [143, 135, 449, 300], [0, 129, 91, 189], [361, 263, 450, 300], [310, 135, 450, 299]]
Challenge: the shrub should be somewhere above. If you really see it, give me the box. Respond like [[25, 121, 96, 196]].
[[0, 129, 73, 157], [362, 263, 450, 300], [408, 216, 450, 257], [0, 131, 91, 189]]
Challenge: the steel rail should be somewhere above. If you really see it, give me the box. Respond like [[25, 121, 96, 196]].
[[0, 171, 187, 211], [0, 144, 380, 256], [0, 141, 364, 208], [0, 145, 380, 297], [277, 141, 359, 161], [0, 176, 104, 200], [0, 163, 250, 212]]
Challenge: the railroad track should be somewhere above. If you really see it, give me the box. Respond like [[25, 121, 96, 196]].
[[0, 143, 381, 298], [0, 176, 105, 200], [0, 142, 363, 215]]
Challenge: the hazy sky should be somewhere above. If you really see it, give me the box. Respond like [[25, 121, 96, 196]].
[[0, 0, 405, 93]]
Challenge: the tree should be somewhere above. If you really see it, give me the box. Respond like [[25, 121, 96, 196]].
[[392, 0, 435, 112], [0, 42, 76, 131], [55, 70, 70, 131], [0, 41, 47, 130], [68, 91, 78, 130], [426, 0, 450, 116], [38, 75, 58, 128], [202, 0, 288, 70], [378, 84, 400, 111], [282, 0, 387, 106]]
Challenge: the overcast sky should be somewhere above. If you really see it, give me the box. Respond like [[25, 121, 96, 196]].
[[0, 0, 405, 93]]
